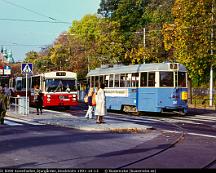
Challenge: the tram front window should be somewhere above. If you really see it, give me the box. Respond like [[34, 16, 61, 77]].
[[46, 79, 76, 92]]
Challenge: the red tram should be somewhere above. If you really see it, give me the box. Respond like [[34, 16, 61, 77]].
[[12, 71, 78, 108]]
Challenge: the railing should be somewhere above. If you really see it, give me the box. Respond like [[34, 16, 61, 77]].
[[188, 88, 216, 110], [9, 96, 29, 115], [188, 97, 216, 110]]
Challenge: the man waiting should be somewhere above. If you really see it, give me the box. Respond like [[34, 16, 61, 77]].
[[0, 86, 7, 124]]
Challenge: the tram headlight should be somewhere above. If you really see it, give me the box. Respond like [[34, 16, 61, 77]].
[[73, 94, 76, 98], [72, 98, 76, 101], [47, 98, 51, 102], [47, 95, 51, 98]]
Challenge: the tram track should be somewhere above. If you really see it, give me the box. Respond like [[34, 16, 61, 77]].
[[50, 107, 216, 168], [96, 111, 216, 168], [115, 113, 216, 168], [116, 116, 187, 168]]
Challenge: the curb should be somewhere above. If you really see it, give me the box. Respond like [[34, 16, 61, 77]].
[[6, 115, 154, 133]]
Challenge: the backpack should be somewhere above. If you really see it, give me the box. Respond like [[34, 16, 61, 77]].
[[92, 93, 96, 106], [84, 95, 88, 103]]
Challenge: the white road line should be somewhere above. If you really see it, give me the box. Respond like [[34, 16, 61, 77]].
[[163, 130, 216, 139], [5, 117, 44, 126], [4, 120, 23, 126]]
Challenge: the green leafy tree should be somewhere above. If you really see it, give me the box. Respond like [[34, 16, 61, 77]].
[[69, 14, 124, 68], [163, 0, 215, 84], [98, 0, 119, 17], [24, 51, 40, 63]]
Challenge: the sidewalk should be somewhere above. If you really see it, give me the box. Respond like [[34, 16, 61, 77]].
[[6, 106, 153, 132]]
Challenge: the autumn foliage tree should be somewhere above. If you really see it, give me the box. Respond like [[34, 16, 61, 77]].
[[163, 0, 215, 85]]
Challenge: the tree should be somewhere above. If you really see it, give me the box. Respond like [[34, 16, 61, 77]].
[[24, 51, 40, 63], [69, 14, 125, 68], [162, 0, 215, 84], [98, 0, 119, 18]]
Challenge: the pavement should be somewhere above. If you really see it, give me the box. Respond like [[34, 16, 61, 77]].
[[5, 104, 154, 132]]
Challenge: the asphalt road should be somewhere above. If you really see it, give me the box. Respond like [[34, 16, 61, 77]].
[[1, 107, 216, 169]]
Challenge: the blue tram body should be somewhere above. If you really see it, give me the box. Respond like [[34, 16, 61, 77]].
[[87, 63, 188, 114]]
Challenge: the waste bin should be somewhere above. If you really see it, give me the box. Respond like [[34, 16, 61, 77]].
[[18, 97, 29, 115]]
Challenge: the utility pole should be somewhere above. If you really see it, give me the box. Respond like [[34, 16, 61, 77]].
[[143, 28, 146, 48], [210, 1, 214, 106]]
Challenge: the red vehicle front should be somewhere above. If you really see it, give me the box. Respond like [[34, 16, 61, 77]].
[[30, 71, 79, 108]]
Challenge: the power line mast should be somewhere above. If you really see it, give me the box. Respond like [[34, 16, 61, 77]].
[[210, 1, 214, 106]]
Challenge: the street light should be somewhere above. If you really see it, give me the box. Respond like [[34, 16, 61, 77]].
[[209, 1, 214, 106]]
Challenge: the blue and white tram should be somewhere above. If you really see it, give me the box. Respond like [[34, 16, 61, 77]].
[[87, 63, 188, 114]]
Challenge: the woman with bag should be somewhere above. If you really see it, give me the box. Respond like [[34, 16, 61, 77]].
[[85, 87, 94, 119], [95, 83, 106, 124]]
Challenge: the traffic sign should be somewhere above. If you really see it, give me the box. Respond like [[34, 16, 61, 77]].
[[0, 66, 3, 75], [4, 65, 11, 75], [22, 63, 33, 73]]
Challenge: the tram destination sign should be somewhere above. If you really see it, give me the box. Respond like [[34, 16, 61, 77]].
[[21, 63, 33, 74]]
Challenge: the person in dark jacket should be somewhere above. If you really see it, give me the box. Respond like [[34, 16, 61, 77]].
[[34, 85, 43, 115], [0, 86, 7, 124]]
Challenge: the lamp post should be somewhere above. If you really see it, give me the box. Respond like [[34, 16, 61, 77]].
[[209, 1, 214, 106]]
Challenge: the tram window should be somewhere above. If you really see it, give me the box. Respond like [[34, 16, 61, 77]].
[[99, 76, 104, 86], [105, 75, 109, 87], [46, 79, 76, 92], [148, 72, 155, 87], [109, 74, 114, 87], [160, 72, 173, 87], [140, 72, 147, 87], [127, 74, 132, 87], [114, 74, 120, 87], [132, 73, 139, 87], [178, 72, 186, 87], [16, 80, 22, 91], [32, 76, 40, 88], [90, 76, 93, 87], [95, 76, 99, 87], [120, 74, 126, 87]]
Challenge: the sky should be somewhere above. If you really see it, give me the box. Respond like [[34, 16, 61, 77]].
[[0, 0, 101, 62]]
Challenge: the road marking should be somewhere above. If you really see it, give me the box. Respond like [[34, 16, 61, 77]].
[[5, 117, 44, 126], [163, 130, 216, 139], [4, 120, 23, 126]]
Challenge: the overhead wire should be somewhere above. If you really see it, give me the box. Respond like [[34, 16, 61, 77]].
[[0, 0, 57, 21], [0, 18, 71, 24], [0, 0, 71, 24]]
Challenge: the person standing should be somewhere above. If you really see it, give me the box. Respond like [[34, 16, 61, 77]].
[[0, 86, 7, 125], [3, 84, 11, 109], [34, 85, 43, 115], [85, 87, 94, 119], [95, 83, 106, 124]]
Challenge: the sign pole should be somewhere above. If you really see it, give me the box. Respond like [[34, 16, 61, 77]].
[[21, 63, 33, 115], [26, 72, 28, 115]]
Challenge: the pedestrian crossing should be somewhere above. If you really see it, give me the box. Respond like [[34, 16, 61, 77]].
[[3, 117, 44, 126]]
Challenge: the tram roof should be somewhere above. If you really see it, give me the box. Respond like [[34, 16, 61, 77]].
[[87, 63, 187, 76], [33, 71, 77, 79]]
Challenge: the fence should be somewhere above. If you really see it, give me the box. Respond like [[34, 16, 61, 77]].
[[188, 88, 216, 110]]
